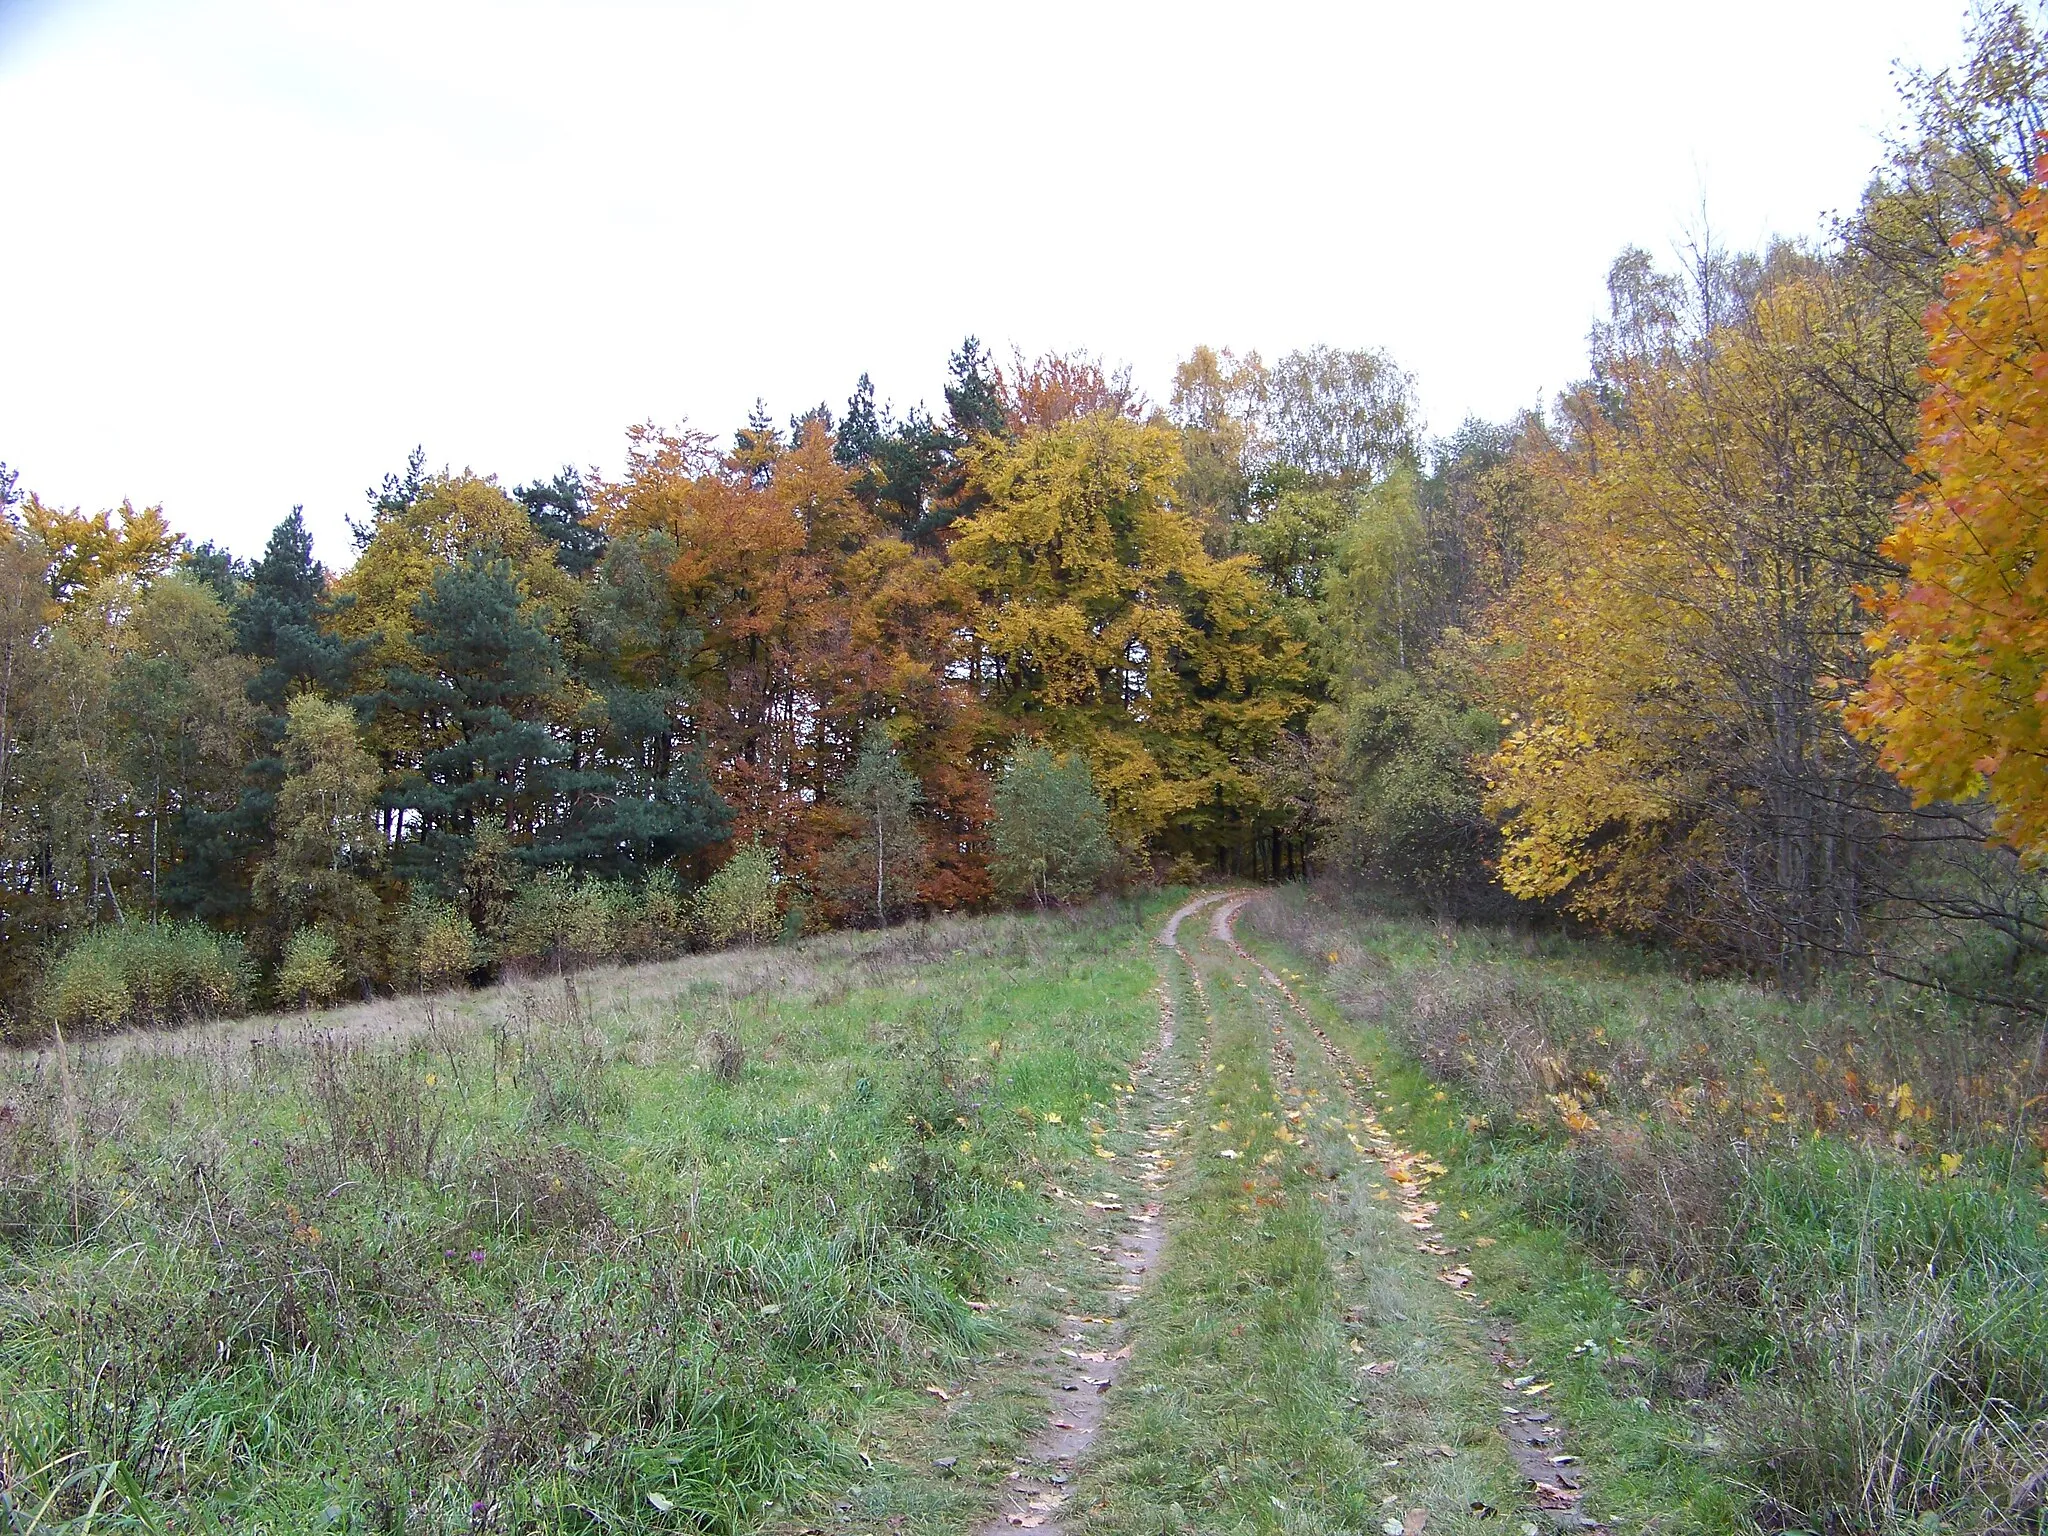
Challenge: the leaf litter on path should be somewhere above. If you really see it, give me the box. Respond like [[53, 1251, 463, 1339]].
[[1220, 895, 1611, 1533]]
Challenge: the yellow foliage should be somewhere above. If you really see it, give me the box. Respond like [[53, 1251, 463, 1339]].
[[956, 413, 1304, 844], [1473, 260, 1900, 946], [1850, 175, 2048, 858]]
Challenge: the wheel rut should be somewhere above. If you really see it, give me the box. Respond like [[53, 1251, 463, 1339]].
[[967, 892, 1233, 1536], [1216, 894, 1606, 1532]]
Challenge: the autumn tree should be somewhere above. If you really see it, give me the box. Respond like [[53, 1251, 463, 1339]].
[[15, 496, 181, 604], [594, 418, 979, 899], [956, 412, 1305, 864], [1476, 247, 1906, 965], [1005, 348, 1146, 431], [252, 693, 382, 963], [1850, 172, 2048, 859]]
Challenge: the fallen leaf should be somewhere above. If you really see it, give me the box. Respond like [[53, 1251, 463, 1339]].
[[648, 1491, 674, 1513], [1403, 1510, 1429, 1536], [924, 1385, 951, 1401]]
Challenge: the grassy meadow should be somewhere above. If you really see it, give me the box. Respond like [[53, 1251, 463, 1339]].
[[7, 883, 2047, 1536], [0, 902, 1166, 1532]]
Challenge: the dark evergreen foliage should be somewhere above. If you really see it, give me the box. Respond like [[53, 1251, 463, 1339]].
[[512, 466, 607, 576]]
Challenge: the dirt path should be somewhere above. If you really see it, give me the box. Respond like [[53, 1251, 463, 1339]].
[[1217, 895, 1604, 1531], [967, 892, 1234, 1536]]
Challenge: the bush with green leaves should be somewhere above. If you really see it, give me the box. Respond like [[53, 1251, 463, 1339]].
[[990, 741, 1118, 905], [275, 927, 346, 1009], [1314, 673, 1501, 916], [393, 894, 479, 991], [40, 920, 251, 1038], [696, 841, 778, 947], [504, 870, 613, 971], [622, 867, 689, 957]]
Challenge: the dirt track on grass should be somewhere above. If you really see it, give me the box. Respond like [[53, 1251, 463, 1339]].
[[968, 891, 1235, 1536]]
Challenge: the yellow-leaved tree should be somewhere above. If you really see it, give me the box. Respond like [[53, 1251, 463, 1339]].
[[1476, 250, 1907, 962], [955, 412, 1304, 858]]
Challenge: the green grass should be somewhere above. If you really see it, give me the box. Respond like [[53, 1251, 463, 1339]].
[[1071, 921, 1519, 1536], [15, 884, 2041, 1536], [0, 901, 1169, 1533], [1240, 886, 2048, 1536]]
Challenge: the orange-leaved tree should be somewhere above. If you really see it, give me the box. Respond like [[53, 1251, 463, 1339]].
[[1850, 171, 2048, 858]]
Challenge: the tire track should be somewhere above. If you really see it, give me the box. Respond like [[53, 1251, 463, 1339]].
[[969, 894, 1229, 1536], [1217, 895, 1606, 1532]]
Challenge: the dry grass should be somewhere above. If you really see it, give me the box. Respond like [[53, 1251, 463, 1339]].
[[0, 899, 1164, 1532]]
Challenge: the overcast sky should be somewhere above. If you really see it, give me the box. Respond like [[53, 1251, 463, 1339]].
[[0, 0, 1974, 567]]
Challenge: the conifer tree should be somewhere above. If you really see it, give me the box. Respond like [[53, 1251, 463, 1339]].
[[383, 557, 572, 884]]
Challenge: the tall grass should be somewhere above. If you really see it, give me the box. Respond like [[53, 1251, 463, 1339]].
[[0, 902, 1162, 1531]]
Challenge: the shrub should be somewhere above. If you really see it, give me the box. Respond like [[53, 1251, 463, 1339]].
[[697, 841, 778, 947], [275, 926, 346, 1010], [1314, 674, 1502, 917], [504, 869, 617, 971], [394, 894, 478, 991], [990, 740, 1118, 906], [40, 920, 251, 1038], [618, 867, 689, 958]]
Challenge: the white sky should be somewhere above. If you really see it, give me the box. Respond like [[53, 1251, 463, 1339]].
[[0, 0, 1973, 568]]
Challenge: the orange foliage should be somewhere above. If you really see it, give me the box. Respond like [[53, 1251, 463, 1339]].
[[1851, 171, 2048, 858]]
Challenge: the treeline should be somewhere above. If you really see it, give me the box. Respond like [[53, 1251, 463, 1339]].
[[1294, 4, 2048, 1003], [0, 337, 1331, 1029], [6, 3, 2047, 1028]]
